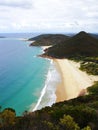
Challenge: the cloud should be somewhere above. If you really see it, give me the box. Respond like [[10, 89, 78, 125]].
[[0, 0, 98, 32], [0, 0, 33, 8]]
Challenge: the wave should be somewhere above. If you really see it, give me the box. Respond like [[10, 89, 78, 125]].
[[32, 60, 61, 111]]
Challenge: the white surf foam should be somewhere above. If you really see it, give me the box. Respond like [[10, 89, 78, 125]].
[[32, 60, 61, 111]]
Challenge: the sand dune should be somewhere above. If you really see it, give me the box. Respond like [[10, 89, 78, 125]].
[[54, 59, 98, 102]]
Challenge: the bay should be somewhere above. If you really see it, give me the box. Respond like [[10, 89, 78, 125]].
[[0, 33, 50, 115]]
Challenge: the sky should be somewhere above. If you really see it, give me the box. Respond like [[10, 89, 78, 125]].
[[0, 0, 98, 33]]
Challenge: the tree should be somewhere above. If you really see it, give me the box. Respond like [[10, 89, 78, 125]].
[[82, 126, 91, 130], [59, 114, 80, 130], [87, 82, 98, 95], [0, 109, 16, 127]]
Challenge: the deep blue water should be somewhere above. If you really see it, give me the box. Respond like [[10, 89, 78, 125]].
[[0, 34, 50, 115]]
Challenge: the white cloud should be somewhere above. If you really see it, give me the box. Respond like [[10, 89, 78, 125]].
[[0, 0, 33, 8], [0, 0, 98, 33]]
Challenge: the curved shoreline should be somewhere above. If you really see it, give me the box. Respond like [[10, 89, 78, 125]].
[[31, 46, 98, 112], [54, 59, 98, 102], [31, 59, 61, 112], [32, 60, 52, 111]]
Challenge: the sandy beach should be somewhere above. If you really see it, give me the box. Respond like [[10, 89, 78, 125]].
[[54, 59, 98, 102]]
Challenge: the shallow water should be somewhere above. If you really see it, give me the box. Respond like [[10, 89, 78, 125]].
[[0, 33, 60, 115]]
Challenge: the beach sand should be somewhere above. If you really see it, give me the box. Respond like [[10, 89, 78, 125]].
[[54, 59, 98, 102]]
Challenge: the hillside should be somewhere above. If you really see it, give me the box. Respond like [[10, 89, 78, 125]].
[[29, 34, 70, 46], [90, 33, 98, 39], [40, 31, 98, 58], [0, 31, 98, 130]]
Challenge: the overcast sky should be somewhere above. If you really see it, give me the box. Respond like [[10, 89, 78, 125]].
[[0, 0, 98, 33]]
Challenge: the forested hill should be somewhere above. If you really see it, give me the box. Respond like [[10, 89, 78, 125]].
[[29, 34, 70, 46], [40, 31, 98, 58], [0, 31, 98, 130]]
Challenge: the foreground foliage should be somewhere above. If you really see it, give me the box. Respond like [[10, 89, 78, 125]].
[[0, 82, 98, 130]]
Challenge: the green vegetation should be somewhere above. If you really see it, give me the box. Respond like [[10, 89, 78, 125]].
[[30, 31, 98, 75], [0, 108, 16, 128], [69, 56, 98, 75], [0, 82, 98, 130], [41, 31, 98, 58], [59, 115, 80, 130], [80, 62, 98, 75], [29, 34, 69, 46], [79, 57, 98, 75], [0, 31, 98, 129]]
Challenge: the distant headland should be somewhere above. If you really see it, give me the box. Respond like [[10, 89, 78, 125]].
[[1, 31, 98, 130], [0, 36, 6, 38], [29, 34, 70, 46], [29, 31, 98, 58]]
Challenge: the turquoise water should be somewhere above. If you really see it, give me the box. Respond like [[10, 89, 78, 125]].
[[0, 34, 50, 115]]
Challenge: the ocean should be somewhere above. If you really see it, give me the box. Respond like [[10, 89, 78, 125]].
[[0, 33, 60, 116]]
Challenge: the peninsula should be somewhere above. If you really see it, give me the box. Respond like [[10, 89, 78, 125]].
[[30, 31, 98, 102], [40, 31, 98, 58], [29, 34, 70, 46], [1, 31, 98, 130]]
